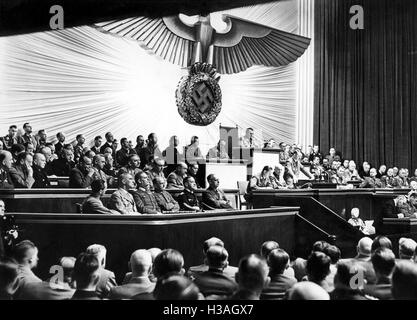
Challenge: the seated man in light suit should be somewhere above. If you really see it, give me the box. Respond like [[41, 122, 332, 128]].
[[108, 173, 138, 214], [86, 244, 117, 299], [109, 250, 155, 300], [202, 174, 233, 210]]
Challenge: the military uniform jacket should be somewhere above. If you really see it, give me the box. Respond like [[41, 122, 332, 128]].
[[154, 190, 180, 212], [108, 188, 137, 214], [178, 189, 200, 210]]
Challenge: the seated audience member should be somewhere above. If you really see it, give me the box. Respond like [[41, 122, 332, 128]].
[[17, 256, 76, 300], [187, 162, 201, 188], [177, 176, 201, 212], [393, 168, 409, 188], [399, 238, 417, 260], [206, 139, 229, 160], [134, 135, 147, 164], [324, 147, 337, 165], [261, 249, 297, 300], [109, 250, 155, 300], [82, 180, 119, 214], [193, 245, 237, 297], [69, 155, 95, 188], [154, 274, 200, 300], [376, 195, 409, 233], [167, 162, 188, 189], [358, 161, 371, 179], [364, 248, 395, 300], [73, 134, 85, 163], [146, 158, 166, 183], [103, 153, 117, 177], [9, 152, 35, 188], [99, 132, 115, 155], [86, 244, 117, 298], [0, 199, 5, 214], [162, 135, 184, 169], [376, 165, 387, 179], [153, 177, 180, 212], [108, 173, 138, 214], [310, 155, 324, 180], [305, 252, 332, 292], [260, 241, 295, 278], [51, 147, 75, 176], [71, 252, 101, 300], [10, 143, 25, 163], [381, 168, 395, 188], [131, 172, 160, 214], [188, 237, 238, 280], [330, 261, 370, 300], [35, 129, 47, 151], [0, 151, 15, 188], [202, 174, 233, 210], [292, 241, 329, 281], [141, 133, 162, 168], [116, 137, 137, 168], [118, 154, 142, 178], [284, 174, 297, 189], [308, 145, 323, 163], [91, 154, 112, 188], [12, 240, 42, 299], [322, 245, 341, 291], [408, 191, 417, 215], [32, 153, 50, 188], [229, 254, 270, 300], [40, 146, 55, 175], [0, 259, 19, 300], [54, 132, 66, 155], [184, 136, 203, 164], [287, 282, 329, 300], [371, 235, 392, 252], [392, 261, 417, 300], [359, 168, 383, 188], [2, 125, 19, 151], [91, 136, 103, 154], [247, 166, 274, 195]]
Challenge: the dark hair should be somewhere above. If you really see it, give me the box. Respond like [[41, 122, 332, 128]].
[[153, 249, 184, 279], [38, 129, 45, 135], [9, 125, 17, 130], [183, 176, 194, 186], [371, 248, 396, 277], [91, 180, 105, 194], [23, 122, 30, 128], [0, 260, 18, 292], [154, 274, 200, 300], [16, 151, 31, 164], [206, 174, 215, 183], [371, 236, 392, 252], [76, 134, 83, 141], [392, 261, 417, 299], [335, 260, 359, 288], [267, 248, 289, 275], [205, 245, 228, 269], [94, 136, 102, 141], [13, 240, 37, 264], [312, 241, 330, 253], [323, 245, 341, 264], [237, 254, 268, 292], [306, 251, 331, 282], [128, 154, 139, 162], [260, 241, 279, 259], [73, 252, 100, 288], [121, 137, 128, 144], [11, 144, 25, 155]]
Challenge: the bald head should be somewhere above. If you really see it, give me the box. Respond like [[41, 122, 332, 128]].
[[130, 249, 152, 276], [287, 282, 330, 300], [357, 237, 373, 257], [236, 254, 269, 294], [33, 153, 46, 169], [148, 248, 162, 262], [0, 150, 13, 169]]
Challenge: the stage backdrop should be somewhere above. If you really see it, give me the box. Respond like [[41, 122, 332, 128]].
[[0, 0, 314, 154], [314, 0, 417, 169]]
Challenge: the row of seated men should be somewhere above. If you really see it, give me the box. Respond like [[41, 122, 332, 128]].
[[2, 234, 417, 300], [81, 172, 233, 214]]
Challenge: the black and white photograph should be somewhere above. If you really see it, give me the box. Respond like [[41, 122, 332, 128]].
[[0, 0, 416, 308]]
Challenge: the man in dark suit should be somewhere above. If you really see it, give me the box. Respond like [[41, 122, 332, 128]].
[[202, 174, 233, 209], [54, 132, 66, 156], [376, 195, 408, 234], [177, 176, 201, 211], [2, 125, 19, 151], [91, 136, 103, 154], [17, 123, 37, 151], [9, 152, 35, 188], [193, 245, 237, 297], [116, 138, 137, 168], [364, 248, 395, 300], [86, 244, 117, 299], [141, 133, 162, 168], [71, 253, 102, 300], [0, 150, 14, 188], [32, 153, 50, 188], [109, 250, 155, 299], [392, 261, 417, 300], [69, 156, 95, 188], [330, 260, 370, 300], [261, 249, 297, 300], [51, 147, 75, 176], [359, 168, 383, 188]]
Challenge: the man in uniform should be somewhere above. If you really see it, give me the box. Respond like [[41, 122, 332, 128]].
[[130, 172, 160, 214], [108, 173, 137, 214], [202, 174, 233, 209], [167, 162, 187, 189], [153, 176, 180, 213], [178, 176, 201, 211]]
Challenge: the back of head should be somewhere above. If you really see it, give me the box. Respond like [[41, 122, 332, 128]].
[[130, 249, 152, 275], [287, 281, 330, 300], [0, 259, 19, 296], [148, 248, 162, 262], [60, 256, 76, 283], [334, 260, 363, 290], [91, 179, 105, 194], [306, 251, 331, 282], [371, 236, 392, 252], [154, 274, 200, 300], [260, 241, 279, 259], [205, 245, 228, 269], [399, 238, 417, 259], [13, 240, 37, 265], [203, 237, 224, 254], [312, 240, 329, 253], [357, 237, 373, 256], [323, 245, 341, 264], [371, 248, 396, 277], [153, 249, 184, 279], [236, 254, 268, 293], [267, 248, 289, 275], [73, 252, 100, 289], [86, 244, 106, 267], [392, 261, 417, 299]]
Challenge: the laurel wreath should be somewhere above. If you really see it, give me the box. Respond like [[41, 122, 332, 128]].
[[176, 62, 222, 126]]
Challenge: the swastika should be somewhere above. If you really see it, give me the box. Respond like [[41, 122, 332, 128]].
[[192, 82, 214, 113]]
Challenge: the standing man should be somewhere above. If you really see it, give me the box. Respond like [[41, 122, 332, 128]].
[[18, 123, 38, 151], [108, 173, 137, 214], [2, 125, 19, 151], [91, 136, 103, 154], [55, 132, 66, 156], [202, 174, 233, 209], [240, 128, 262, 148], [100, 132, 115, 155], [163, 135, 184, 172], [142, 133, 162, 168], [73, 134, 85, 164], [0, 151, 14, 188], [116, 138, 137, 168], [32, 153, 50, 188], [35, 129, 48, 152]]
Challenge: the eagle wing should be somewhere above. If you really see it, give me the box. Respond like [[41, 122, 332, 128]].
[[95, 16, 196, 68], [212, 15, 311, 74]]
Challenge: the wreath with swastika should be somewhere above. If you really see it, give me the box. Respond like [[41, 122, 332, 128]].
[[176, 62, 222, 126]]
